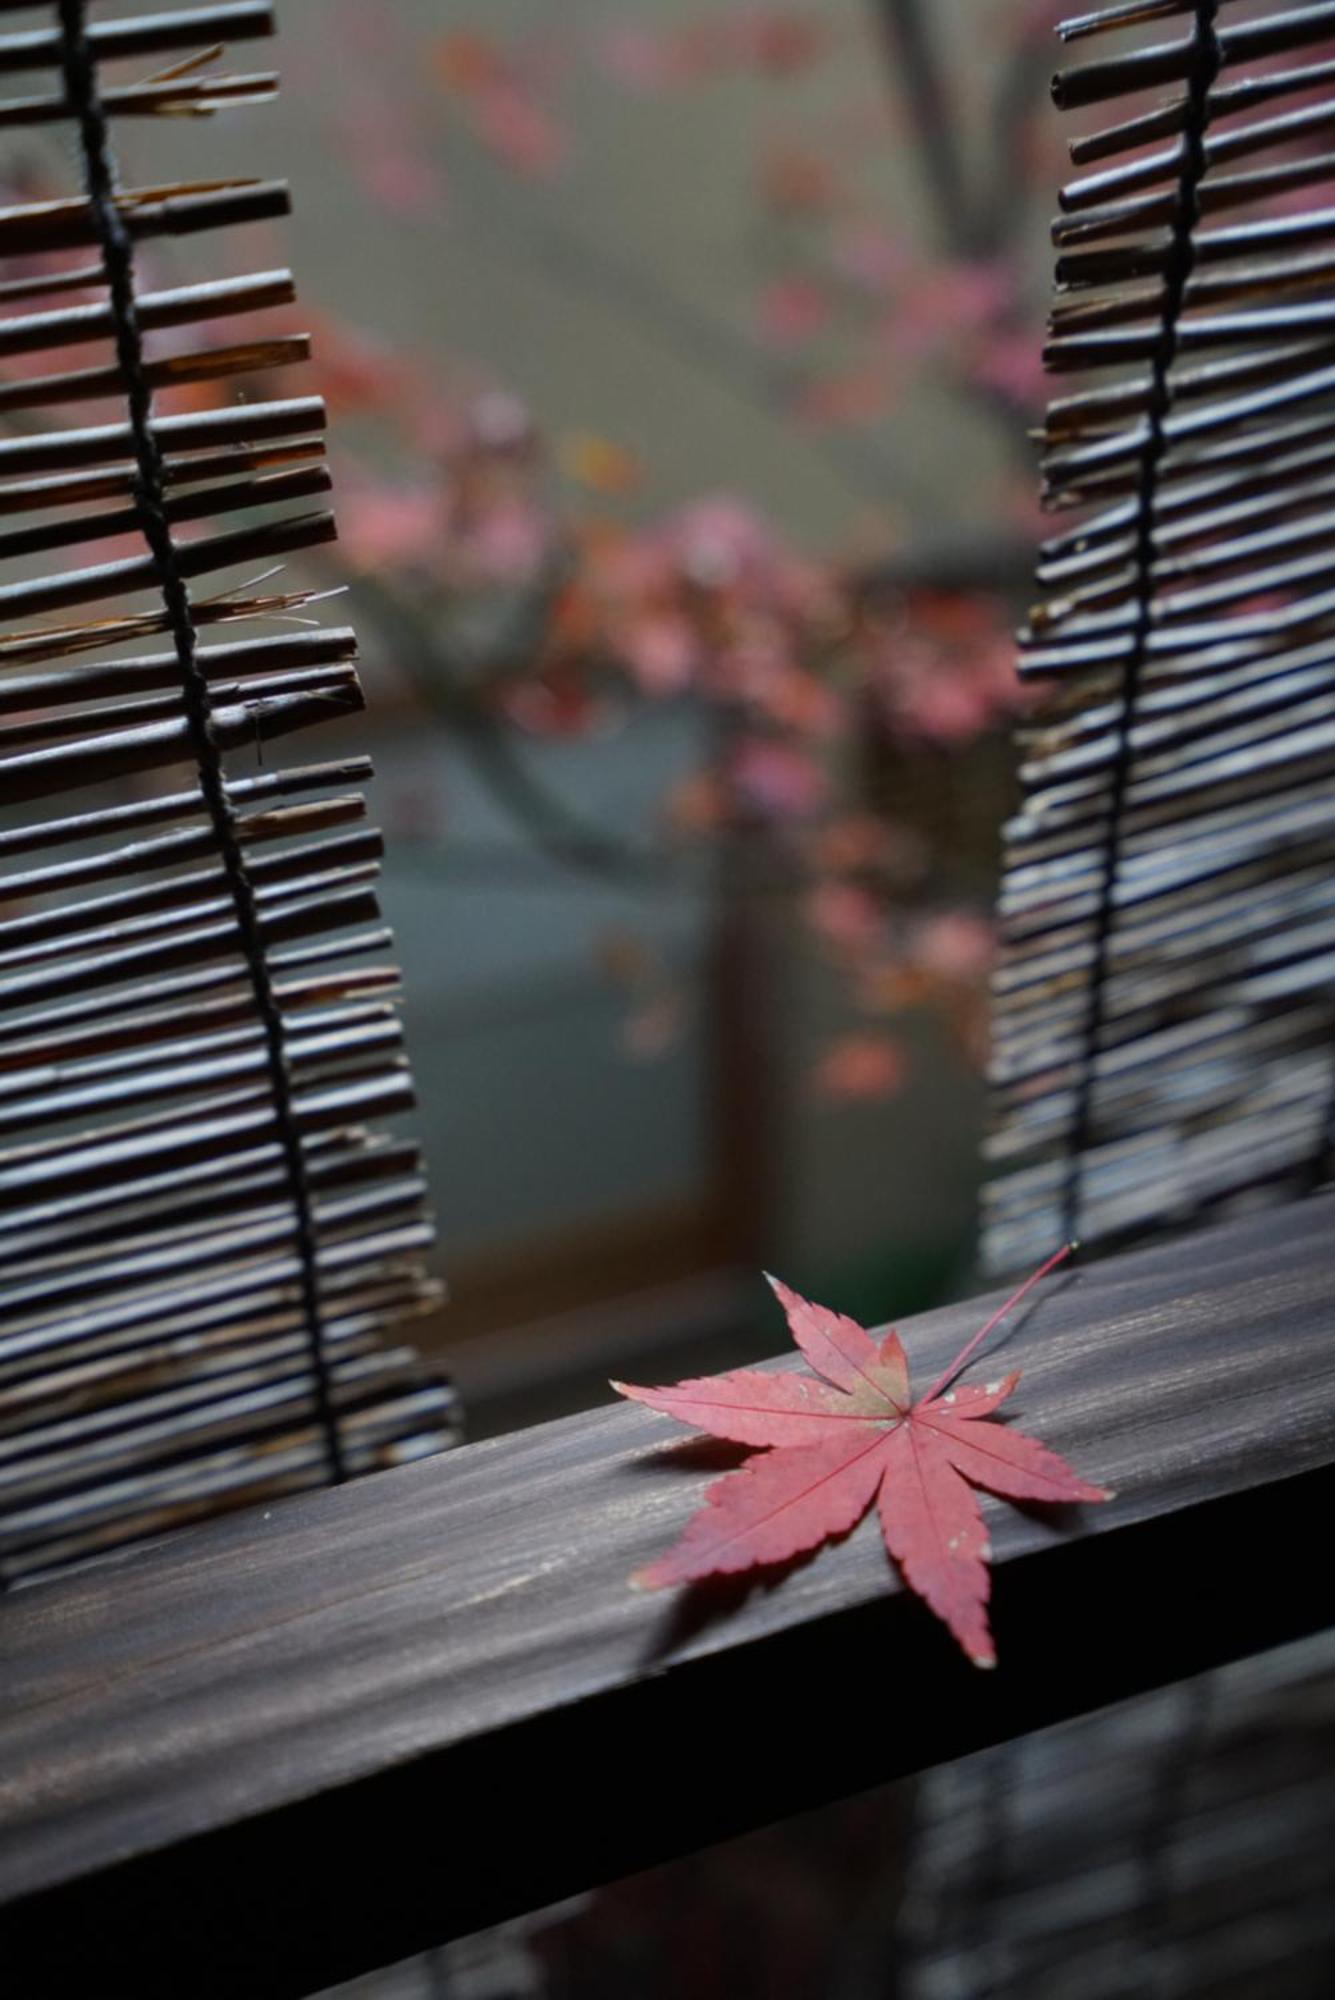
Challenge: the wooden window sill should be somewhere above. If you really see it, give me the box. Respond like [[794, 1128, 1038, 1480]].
[[1, 1194, 1333, 1996]]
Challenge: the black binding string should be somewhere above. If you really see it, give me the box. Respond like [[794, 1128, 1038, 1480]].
[[1307, 1072, 1335, 1193], [55, 0, 347, 1482], [1061, 0, 1222, 1244]]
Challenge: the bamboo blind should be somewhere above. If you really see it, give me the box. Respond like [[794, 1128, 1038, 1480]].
[[0, 0, 456, 1584], [985, 0, 1335, 1272]]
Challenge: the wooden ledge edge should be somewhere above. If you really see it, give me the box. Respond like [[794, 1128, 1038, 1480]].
[[1, 1195, 1333, 1994]]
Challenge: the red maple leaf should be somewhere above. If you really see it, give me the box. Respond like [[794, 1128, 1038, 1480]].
[[613, 1248, 1109, 1666]]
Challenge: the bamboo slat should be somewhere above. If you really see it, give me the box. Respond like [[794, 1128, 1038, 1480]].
[[985, 0, 1335, 1271], [0, 0, 454, 1580]]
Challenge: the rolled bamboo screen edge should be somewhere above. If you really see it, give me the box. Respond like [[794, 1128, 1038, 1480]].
[[985, 0, 1335, 1272], [0, 0, 458, 1584]]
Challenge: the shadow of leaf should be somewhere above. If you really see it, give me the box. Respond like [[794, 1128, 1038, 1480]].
[[960, 1266, 1081, 1368], [624, 1434, 749, 1477], [635, 1524, 868, 1668]]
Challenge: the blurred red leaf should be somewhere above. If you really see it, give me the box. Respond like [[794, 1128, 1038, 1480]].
[[598, 11, 829, 90], [614, 1250, 1108, 1665], [759, 142, 840, 216], [338, 480, 448, 571], [829, 222, 911, 296], [622, 988, 687, 1060], [619, 612, 700, 696], [597, 25, 687, 92], [432, 30, 567, 176], [472, 81, 567, 178], [359, 146, 443, 218], [756, 275, 831, 346], [915, 910, 994, 982], [742, 10, 829, 77], [806, 883, 884, 957], [966, 325, 1049, 410], [730, 737, 826, 819], [811, 1032, 903, 1101], [432, 30, 505, 93], [560, 430, 644, 495], [663, 770, 727, 834], [501, 670, 612, 736], [799, 361, 898, 428]]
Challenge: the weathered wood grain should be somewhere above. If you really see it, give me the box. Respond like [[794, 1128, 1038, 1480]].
[[1, 1195, 1334, 1996]]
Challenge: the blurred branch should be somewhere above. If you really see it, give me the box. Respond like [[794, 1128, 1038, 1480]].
[[980, 27, 1059, 258], [343, 562, 665, 884], [339, 520, 1030, 896], [873, 0, 980, 256], [869, 0, 1052, 465], [440, 132, 913, 505], [853, 530, 1035, 601]]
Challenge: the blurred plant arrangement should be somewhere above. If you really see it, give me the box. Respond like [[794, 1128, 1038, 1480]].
[[304, 0, 1070, 1099], [3, 0, 1069, 1100], [325, 376, 1018, 1094]]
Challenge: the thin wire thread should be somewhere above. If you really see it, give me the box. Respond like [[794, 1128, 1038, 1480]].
[[1305, 1071, 1335, 1192], [56, 0, 346, 1483], [1061, 0, 1222, 1244]]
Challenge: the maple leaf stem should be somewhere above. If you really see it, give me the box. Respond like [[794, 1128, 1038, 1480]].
[[921, 1242, 1075, 1406]]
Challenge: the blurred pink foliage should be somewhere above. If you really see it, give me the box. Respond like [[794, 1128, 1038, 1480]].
[[318, 367, 1014, 1096], [432, 30, 568, 178], [144, 0, 1058, 1102], [811, 1034, 905, 1103], [755, 275, 832, 347], [240, 0, 1335, 1149], [598, 11, 830, 92], [862, 590, 1019, 746]]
